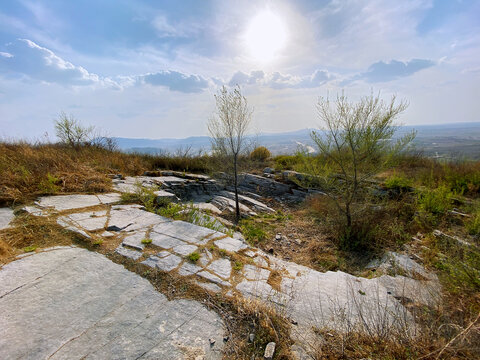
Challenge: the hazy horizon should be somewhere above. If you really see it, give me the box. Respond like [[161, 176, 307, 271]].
[[1, 0, 479, 140]]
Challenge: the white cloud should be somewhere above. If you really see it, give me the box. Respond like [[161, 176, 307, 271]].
[[228, 69, 335, 89]]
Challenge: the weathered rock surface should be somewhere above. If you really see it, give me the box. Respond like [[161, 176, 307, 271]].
[[0, 247, 225, 359], [0, 207, 14, 230], [35, 193, 121, 212], [15, 185, 441, 359]]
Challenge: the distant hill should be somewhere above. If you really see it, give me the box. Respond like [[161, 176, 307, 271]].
[[115, 122, 480, 159]]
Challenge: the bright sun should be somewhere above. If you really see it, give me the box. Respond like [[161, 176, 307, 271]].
[[244, 10, 288, 63]]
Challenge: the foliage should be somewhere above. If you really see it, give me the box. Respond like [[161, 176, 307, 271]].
[[304, 93, 415, 246], [186, 251, 200, 263], [38, 173, 61, 194], [240, 221, 267, 245], [416, 185, 454, 216], [54, 112, 95, 148], [141, 238, 152, 244], [383, 173, 413, 192], [249, 146, 271, 161]]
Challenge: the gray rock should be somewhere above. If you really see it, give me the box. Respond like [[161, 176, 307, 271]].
[[243, 264, 270, 281], [263, 167, 275, 174], [172, 244, 199, 256], [178, 262, 203, 276], [108, 205, 171, 232], [58, 211, 108, 232], [0, 207, 14, 230], [152, 220, 219, 245], [115, 245, 143, 261], [219, 191, 274, 213], [214, 237, 248, 252], [197, 271, 231, 287], [141, 255, 160, 268], [122, 231, 147, 250], [238, 173, 291, 196], [196, 282, 222, 293], [264, 342, 276, 359], [36, 193, 120, 212], [150, 232, 187, 249], [207, 259, 232, 279], [0, 247, 225, 359], [155, 253, 182, 272]]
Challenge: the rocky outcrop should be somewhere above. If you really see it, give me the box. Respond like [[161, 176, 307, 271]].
[[0, 247, 225, 359], [20, 193, 440, 358]]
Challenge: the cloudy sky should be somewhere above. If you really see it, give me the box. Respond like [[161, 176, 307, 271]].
[[1, 0, 479, 140]]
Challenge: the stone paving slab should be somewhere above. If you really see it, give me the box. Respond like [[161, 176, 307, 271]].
[[0, 207, 14, 230], [36, 193, 121, 211], [0, 247, 225, 360], [152, 221, 218, 245]]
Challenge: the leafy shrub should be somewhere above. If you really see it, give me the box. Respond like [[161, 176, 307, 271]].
[[273, 154, 300, 170], [38, 173, 61, 194], [249, 146, 271, 161], [417, 185, 454, 215], [383, 174, 413, 193], [186, 251, 200, 263], [240, 221, 267, 245], [466, 209, 480, 236]]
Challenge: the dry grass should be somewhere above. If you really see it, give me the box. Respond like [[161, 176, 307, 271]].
[[0, 213, 75, 263], [0, 141, 219, 205]]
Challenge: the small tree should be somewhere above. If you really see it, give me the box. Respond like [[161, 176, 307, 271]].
[[54, 112, 94, 148], [208, 86, 253, 222], [309, 93, 415, 245]]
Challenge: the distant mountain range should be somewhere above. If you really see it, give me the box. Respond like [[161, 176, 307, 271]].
[[115, 122, 480, 159]]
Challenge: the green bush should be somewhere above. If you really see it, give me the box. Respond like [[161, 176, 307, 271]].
[[466, 209, 480, 236], [38, 173, 60, 194], [250, 146, 271, 161], [240, 221, 267, 245], [384, 174, 413, 192], [416, 185, 454, 215]]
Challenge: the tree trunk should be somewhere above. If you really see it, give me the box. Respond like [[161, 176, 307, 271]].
[[345, 202, 352, 228], [234, 154, 240, 223]]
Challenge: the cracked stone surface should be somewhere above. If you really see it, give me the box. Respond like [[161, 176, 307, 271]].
[[115, 245, 143, 261], [155, 253, 182, 272], [207, 259, 232, 280], [214, 237, 248, 252], [172, 244, 198, 256], [36, 193, 121, 211], [17, 179, 442, 358], [0, 207, 14, 230], [0, 247, 224, 359]]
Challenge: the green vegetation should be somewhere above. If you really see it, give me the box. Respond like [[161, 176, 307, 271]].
[[23, 245, 37, 252], [186, 251, 200, 263], [249, 146, 271, 161], [141, 238, 152, 244]]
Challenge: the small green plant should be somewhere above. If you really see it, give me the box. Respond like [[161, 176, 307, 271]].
[[141, 238, 152, 244], [240, 221, 267, 245], [186, 251, 200, 263], [417, 185, 454, 215], [23, 245, 37, 252], [158, 202, 184, 219], [38, 173, 60, 194], [233, 260, 244, 271], [466, 210, 480, 236], [384, 173, 413, 192], [92, 239, 103, 246]]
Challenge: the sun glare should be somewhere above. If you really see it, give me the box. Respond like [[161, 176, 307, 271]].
[[244, 10, 288, 63]]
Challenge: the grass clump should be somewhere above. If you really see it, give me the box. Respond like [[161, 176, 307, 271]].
[[23, 245, 37, 252], [186, 251, 200, 263], [141, 238, 152, 244]]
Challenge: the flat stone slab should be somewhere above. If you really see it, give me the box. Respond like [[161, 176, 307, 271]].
[[214, 237, 248, 252], [115, 245, 143, 261], [152, 220, 219, 245], [0, 207, 14, 230], [207, 259, 232, 280], [108, 205, 171, 232], [36, 193, 121, 211], [0, 247, 224, 359]]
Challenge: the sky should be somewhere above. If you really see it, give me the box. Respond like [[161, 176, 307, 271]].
[[0, 0, 479, 140]]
